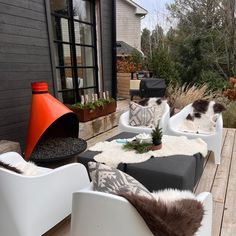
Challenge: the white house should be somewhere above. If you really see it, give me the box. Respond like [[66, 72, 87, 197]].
[[116, 0, 147, 52]]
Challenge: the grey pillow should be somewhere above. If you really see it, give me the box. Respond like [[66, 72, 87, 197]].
[[129, 102, 155, 127], [88, 162, 153, 198]]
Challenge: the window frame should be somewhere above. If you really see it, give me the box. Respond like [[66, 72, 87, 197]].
[[46, 0, 99, 103]]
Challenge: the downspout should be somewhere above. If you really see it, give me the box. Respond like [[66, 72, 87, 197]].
[[111, 0, 117, 99]]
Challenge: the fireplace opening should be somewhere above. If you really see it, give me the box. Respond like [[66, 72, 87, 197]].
[[29, 114, 87, 163]]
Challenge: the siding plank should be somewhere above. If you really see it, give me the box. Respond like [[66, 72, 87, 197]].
[[0, 63, 51, 72], [0, 43, 49, 55], [0, 33, 49, 47], [0, 3, 46, 22], [0, 0, 45, 13], [0, 14, 47, 30], [0, 23, 48, 39]]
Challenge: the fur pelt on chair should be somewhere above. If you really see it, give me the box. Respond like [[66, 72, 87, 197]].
[[119, 191, 204, 236], [0, 160, 39, 176], [179, 100, 225, 134], [0, 160, 22, 174]]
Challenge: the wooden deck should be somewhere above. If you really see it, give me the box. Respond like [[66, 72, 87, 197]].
[[44, 127, 236, 236]]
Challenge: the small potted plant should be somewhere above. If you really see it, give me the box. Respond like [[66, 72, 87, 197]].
[[151, 125, 163, 150]]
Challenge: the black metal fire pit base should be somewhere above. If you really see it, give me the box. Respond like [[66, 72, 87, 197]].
[[30, 137, 87, 165]]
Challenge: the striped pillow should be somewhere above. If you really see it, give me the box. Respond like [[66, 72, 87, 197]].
[[129, 102, 155, 127]]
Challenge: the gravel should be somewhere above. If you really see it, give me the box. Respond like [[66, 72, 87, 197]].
[[30, 137, 87, 162]]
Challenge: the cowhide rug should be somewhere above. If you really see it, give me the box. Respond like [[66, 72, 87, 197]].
[[179, 99, 225, 134]]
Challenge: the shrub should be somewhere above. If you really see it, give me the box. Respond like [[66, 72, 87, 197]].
[[166, 83, 217, 115], [198, 70, 230, 91], [117, 50, 144, 73], [149, 48, 180, 85], [223, 102, 236, 128]]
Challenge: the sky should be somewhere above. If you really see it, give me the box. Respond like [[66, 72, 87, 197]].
[[134, 0, 176, 32]]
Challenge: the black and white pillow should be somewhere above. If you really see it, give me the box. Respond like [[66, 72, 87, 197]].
[[129, 101, 155, 127], [88, 162, 153, 199], [137, 98, 166, 127]]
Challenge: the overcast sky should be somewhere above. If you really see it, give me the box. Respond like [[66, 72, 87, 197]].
[[134, 0, 176, 32]]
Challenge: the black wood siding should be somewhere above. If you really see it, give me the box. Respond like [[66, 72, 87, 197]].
[[0, 0, 53, 148], [100, 0, 116, 96], [0, 0, 116, 149]]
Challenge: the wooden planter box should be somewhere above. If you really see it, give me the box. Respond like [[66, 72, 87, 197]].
[[71, 101, 117, 122]]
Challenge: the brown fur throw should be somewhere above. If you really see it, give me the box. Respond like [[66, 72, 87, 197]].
[[119, 193, 204, 236], [0, 160, 22, 174]]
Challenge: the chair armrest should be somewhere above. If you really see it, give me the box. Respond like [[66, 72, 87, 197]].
[[71, 190, 153, 236], [215, 114, 223, 132], [196, 192, 212, 236], [168, 104, 193, 131], [159, 102, 170, 133], [0, 152, 25, 165]]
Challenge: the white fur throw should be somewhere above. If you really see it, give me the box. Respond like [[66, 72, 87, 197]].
[[152, 189, 197, 204], [89, 135, 208, 168], [15, 162, 40, 176]]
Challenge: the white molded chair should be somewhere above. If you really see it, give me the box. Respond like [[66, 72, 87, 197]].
[[118, 102, 170, 134], [71, 185, 212, 236], [167, 103, 223, 164], [0, 152, 90, 236]]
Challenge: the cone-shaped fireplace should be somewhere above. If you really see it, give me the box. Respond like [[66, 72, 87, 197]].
[[24, 82, 86, 162]]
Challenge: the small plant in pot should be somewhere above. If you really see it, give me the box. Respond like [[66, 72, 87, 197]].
[[151, 125, 163, 150]]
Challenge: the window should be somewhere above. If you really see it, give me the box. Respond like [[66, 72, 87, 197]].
[[50, 0, 98, 104]]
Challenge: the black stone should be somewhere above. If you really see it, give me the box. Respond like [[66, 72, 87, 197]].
[[30, 137, 87, 163]]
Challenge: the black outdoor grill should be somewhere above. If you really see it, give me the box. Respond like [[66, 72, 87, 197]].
[[139, 78, 166, 98]]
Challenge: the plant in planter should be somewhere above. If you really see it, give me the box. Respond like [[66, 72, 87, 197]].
[[67, 94, 116, 122], [151, 125, 163, 150], [122, 127, 163, 154]]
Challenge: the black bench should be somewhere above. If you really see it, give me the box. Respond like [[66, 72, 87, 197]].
[[78, 132, 204, 192]]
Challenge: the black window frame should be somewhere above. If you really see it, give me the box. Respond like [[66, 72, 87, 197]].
[[50, 0, 99, 103]]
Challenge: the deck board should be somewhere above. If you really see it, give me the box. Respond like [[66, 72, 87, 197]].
[[211, 129, 235, 236], [220, 131, 236, 236], [44, 123, 236, 236]]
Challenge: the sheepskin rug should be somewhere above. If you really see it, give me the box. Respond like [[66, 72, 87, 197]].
[[89, 135, 207, 168]]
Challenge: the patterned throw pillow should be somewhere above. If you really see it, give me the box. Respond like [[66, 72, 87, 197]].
[[129, 101, 155, 127], [88, 162, 153, 198]]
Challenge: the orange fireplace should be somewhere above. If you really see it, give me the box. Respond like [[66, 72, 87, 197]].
[[24, 82, 82, 161]]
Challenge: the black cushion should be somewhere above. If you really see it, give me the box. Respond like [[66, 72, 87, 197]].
[[78, 132, 204, 191], [117, 153, 203, 192]]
